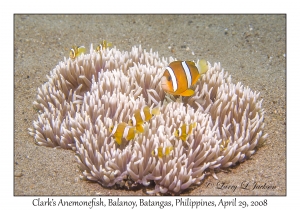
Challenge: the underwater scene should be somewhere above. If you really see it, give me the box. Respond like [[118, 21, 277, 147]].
[[14, 14, 286, 196]]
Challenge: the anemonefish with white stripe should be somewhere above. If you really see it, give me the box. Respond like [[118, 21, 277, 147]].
[[161, 59, 208, 96], [151, 146, 173, 158], [174, 122, 197, 141], [128, 105, 160, 133], [69, 45, 86, 59], [109, 122, 136, 145], [96, 40, 112, 52]]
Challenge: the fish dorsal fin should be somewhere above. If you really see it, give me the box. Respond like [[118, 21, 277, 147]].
[[180, 89, 195, 96]]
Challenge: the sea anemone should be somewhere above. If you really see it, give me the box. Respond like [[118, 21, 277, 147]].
[[29, 44, 267, 195]]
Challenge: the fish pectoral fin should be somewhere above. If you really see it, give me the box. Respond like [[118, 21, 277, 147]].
[[180, 89, 195, 96], [115, 137, 122, 145], [192, 74, 201, 85]]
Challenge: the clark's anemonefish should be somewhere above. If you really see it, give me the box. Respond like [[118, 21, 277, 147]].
[[174, 122, 197, 141], [69, 45, 86, 59], [161, 59, 208, 96], [151, 146, 173, 158], [128, 105, 160, 133], [96, 40, 113, 52], [109, 122, 136, 145]]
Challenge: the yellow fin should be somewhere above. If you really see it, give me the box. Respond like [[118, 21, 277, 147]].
[[151, 107, 160, 115], [179, 89, 195, 96], [136, 124, 144, 133], [115, 137, 122, 145], [174, 129, 179, 137], [77, 46, 86, 55], [191, 122, 197, 128], [197, 59, 208, 75], [166, 146, 173, 155], [180, 135, 187, 141]]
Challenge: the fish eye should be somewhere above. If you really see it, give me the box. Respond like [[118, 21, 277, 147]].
[[167, 76, 172, 81], [109, 125, 113, 132]]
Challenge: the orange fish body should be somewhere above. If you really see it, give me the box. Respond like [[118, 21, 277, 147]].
[[161, 59, 208, 96], [109, 122, 136, 145]]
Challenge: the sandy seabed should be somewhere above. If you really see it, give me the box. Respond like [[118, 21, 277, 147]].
[[14, 14, 286, 196]]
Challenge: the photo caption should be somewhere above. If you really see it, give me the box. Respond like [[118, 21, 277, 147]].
[[32, 197, 269, 209]]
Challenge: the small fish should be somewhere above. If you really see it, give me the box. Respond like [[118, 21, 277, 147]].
[[96, 40, 113, 52], [151, 146, 173, 158], [220, 139, 230, 151], [69, 45, 86, 59], [109, 122, 136, 145], [128, 105, 160, 133], [160, 59, 208, 96], [174, 122, 197, 141]]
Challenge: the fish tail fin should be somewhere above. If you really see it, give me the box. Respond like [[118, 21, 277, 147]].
[[191, 122, 197, 128], [78, 46, 86, 55], [151, 107, 160, 115], [197, 59, 208, 75], [174, 129, 179, 137], [107, 41, 113, 48]]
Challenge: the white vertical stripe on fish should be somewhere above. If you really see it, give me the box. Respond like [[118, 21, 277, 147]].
[[186, 125, 190, 133], [123, 126, 130, 139], [111, 124, 118, 135], [153, 148, 158, 156], [166, 66, 178, 92], [131, 116, 136, 126], [181, 61, 192, 88], [195, 60, 201, 74], [178, 128, 182, 137], [140, 106, 146, 121]]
